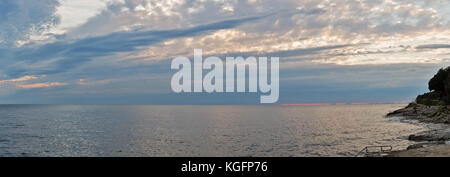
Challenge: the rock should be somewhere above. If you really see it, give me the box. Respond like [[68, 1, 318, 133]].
[[386, 102, 450, 124], [386, 104, 417, 117], [387, 144, 450, 157], [408, 129, 450, 142], [406, 142, 445, 150]]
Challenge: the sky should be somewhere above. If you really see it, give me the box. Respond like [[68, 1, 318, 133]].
[[0, 0, 450, 104]]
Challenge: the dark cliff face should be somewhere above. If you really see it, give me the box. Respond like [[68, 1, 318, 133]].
[[417, 66, 450, 105]]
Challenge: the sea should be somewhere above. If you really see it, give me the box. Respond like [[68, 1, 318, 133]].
[[0, 104, 439, 157]]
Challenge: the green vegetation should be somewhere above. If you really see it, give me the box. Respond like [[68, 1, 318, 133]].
[[416, 66, 450, 106]]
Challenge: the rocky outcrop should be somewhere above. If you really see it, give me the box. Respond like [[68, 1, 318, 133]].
[[405, 142, 445, 150], [386, 103, 450, 156], [387, 102, 450, 143], [408, 129, 450, 142], [386, 102, 450, 124]]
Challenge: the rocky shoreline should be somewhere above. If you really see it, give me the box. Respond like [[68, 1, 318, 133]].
[[387, 102, 450, 124], [386, 103, 450, 157]]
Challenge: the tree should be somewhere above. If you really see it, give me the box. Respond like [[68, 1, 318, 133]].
[[428, 68, 448, 92]]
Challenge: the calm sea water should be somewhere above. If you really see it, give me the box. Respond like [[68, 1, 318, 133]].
[[0, 104, 436, 157]]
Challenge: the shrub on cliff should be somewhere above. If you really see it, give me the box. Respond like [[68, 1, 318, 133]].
[[416, 91, 446, 106], [416, 66, 450, 105], [428, 68, 449, 93]]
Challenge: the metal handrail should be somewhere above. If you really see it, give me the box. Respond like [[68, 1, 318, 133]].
[[355, 145, 392, 157]]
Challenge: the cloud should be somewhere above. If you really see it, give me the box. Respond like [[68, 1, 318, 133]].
[[416, 44, 450, 49], [1, 15, 266, 78], [99, 0, 450, 66], [0, 0, 60, 47], [0, 75, 38, 84], [17, 82, 67, 89], [1, 0, 450, 104]]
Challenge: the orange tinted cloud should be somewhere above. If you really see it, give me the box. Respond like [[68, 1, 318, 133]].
[[17, 82, 67, 89], [0, 75, 39, 83]]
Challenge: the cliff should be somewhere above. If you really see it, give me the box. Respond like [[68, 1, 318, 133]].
[[415, 66, 450, 106], [385, 67, 450, 157], [387, 66, 450, 124]]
